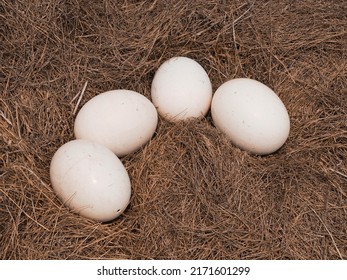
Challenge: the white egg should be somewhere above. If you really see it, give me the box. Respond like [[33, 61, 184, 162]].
[[211, 78, 290, 155], [50, 139, 131, 222], [74, 89, 158, 157], [151, 56, 212, 121]]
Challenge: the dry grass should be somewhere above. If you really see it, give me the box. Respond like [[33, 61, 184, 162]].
[[1, 0, 346, 259]]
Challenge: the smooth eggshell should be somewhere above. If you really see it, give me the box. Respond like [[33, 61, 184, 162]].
[[74, 89, 158, 157], [211, 78, 290, 155], [50, 139, 131, 222], [151, 56, 212, 121]]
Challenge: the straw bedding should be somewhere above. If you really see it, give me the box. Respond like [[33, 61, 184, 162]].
[[1, 0, 346, 259]]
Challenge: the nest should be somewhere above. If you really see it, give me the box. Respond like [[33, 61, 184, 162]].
[[1, 0, 346, 259]]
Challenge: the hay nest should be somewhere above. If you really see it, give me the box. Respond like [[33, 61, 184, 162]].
[[1, 0, 346, 260]]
